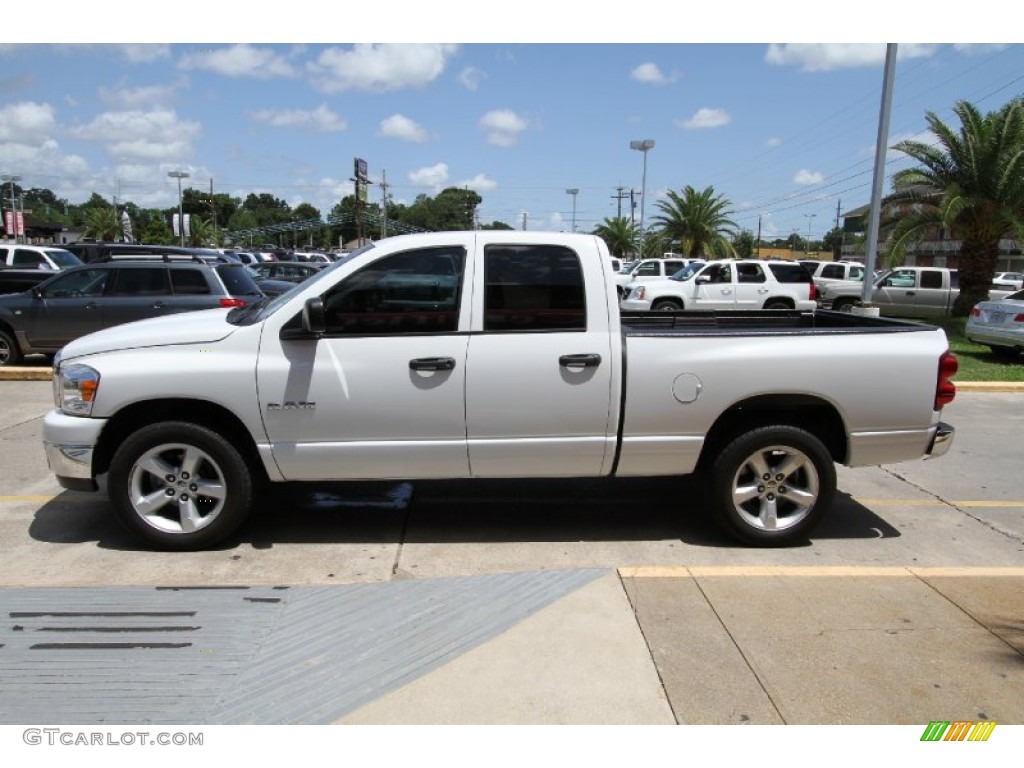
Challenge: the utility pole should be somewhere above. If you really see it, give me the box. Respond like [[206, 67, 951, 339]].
[[521, 212, 528, 231], [756, 215, 762, 259], [629, 189, 636, 228], [379, 170, 390, 239], [210, 178, 218, 242], [611, 186, 628, 219]]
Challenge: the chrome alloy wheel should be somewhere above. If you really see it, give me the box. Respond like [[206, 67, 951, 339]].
[[127, 443, 228, 534], [729, 444, 819, 532]]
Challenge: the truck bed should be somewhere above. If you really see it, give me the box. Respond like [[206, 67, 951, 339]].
[[621, 309, 935, 337]]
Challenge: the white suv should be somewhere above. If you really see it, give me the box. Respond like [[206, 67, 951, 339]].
[[620, 259, 817, 312], [806, 261, 866, 295], [0, 243, 82, 271], [614, 257, 694, 298]]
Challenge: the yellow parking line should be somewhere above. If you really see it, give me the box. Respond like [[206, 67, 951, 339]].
[[619, 566, 1024, 578]]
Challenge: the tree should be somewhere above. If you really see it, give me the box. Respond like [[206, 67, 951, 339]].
[[822, 227, 845, 260], [592, 216, 639, 257], [885, 98, 1024, 316], [82, 207, 121, 241], [649, 186, 738, 259], [732, 229, 755, 259]]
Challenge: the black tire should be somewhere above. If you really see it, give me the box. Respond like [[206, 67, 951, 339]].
[[652, 298, 683, 312], [709, 425, 836, 547], [107, 421, 254, 551], [763, 299, 792, 310], [0, 328, 23, 367], [831, 298, 855, 313]]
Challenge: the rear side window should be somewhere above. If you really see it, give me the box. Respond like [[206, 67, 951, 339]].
[[484, 245, 585, 332], [768, 263, 812, 283], [215, 264, 263, 296], [111, 268, 170, 296], [920, 270, 943, 289], [12, 249, 45, 268], [820, 264, 845, 279], [171, 269, 213, 295], [736, 263, 766, 283]]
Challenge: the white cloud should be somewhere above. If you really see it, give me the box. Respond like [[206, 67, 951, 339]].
[[765, 43, 936, 72], [378, 114, 430, 142], [793, 169, 825, 185], [456, 173, 497, 192], [458, 66, 486, 91], [409, 163, 449, 190], [307, 44, 458, 93], [118, 45, 171, 63], [677, 108, 731, 129], [98, 81, 182, 109], [630, 63, 678, 84], [71, 109, 202, 162], [0, 101, 56, 143], [249, 104, 347, 133], [953, 44, 1010, 55], [0, 138, 88, 180], [178, 44, 299, 79], [766, 137, 783, 147], [480, 109, 528, 146]]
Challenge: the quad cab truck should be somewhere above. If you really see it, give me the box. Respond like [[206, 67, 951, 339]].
[[823, 266, 1012, 317], [43, 232, 958, 550]]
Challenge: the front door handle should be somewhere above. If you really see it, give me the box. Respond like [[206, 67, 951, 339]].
[[409, 357, 456, 371], [559, 354, 602, 368]]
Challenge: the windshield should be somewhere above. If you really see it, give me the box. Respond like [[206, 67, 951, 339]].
[[226, 243, 375, 326]]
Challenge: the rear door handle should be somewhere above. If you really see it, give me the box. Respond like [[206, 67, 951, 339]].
[[559, 354, 602, 368], [409, 357, 456, 371]]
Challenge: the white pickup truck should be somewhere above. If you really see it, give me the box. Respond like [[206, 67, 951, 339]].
[[822, 267, 1012, 317], [43, 231, 957, 550]]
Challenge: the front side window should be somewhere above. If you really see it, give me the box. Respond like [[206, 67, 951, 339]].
[[484, 245, 585, 332], [42, 268, 110, 298], [635, 262, 660, 277], [702, 263, 733, 284], [322, 246, 465, 335]]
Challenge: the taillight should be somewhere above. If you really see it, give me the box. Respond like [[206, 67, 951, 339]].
[[220, 298, 246, 308], [970, 307, 981, 317], [808, 282, 816, 301], [1015, 314, 1024, 323], [935, 351, 958, 410]]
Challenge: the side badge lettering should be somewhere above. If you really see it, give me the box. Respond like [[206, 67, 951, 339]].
[[266, 401, 316, 411]]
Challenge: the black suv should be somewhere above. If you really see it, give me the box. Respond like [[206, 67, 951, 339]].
[[0, 257, 264, 366], [63, 241, 233, 264]]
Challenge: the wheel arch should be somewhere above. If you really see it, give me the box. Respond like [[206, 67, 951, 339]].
[[94, 399, 269, 483], [698, 394, 848, 469], [651, 296, 684, 310], [762, 297, 794, 309]]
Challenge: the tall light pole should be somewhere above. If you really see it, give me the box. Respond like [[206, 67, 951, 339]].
[[565, 188, 579, 232], [804, 213, 817, 256], [2, 174, 22, 243], [168, 170, 190, 246], [629, 139, 655, 234]]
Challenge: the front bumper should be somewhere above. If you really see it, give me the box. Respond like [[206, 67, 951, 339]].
[[42, 408, 108, 491]]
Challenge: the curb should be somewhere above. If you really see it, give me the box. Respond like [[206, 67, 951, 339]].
[[1, 366, 1023, 391]]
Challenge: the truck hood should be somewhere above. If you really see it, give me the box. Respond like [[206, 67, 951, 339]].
[[59, 308, 238, 361]]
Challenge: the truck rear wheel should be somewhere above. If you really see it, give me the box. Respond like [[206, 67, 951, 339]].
[[107, 421, 254, 551], [831, 298, 855, 313], [0, 329, 24, 367], [709, 425, 835, 546]]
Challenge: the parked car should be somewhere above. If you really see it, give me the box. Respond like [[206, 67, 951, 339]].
[[822, 267, 1012, 317], [41, 231, 955, 550], [805, 261, 866, 296], [615, 257, 692, 298], [0, 244, 83, 271], [620, 259, 816, 311], [0, 258, 264, 366], [965, 289, 1024, 359], [992, 272, 1024, 291]]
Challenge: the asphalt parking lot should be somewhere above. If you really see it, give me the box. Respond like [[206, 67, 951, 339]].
[[0, 377, 1022, 728]]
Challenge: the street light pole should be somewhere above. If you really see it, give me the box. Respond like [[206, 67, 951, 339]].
[[168, 170, 190, 246], [629, 139, 655, 234], [2, 174, 22, 243], [804, 213, 817, 256], [565, 188, 579, 232]]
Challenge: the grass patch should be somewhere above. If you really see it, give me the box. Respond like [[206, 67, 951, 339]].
[[931, 317, 1024, 382]]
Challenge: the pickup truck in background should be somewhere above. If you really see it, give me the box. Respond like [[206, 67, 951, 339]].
[[822, 266, 1012, 317], [0, 244, 84, 294], [42, 231, 956, 551]]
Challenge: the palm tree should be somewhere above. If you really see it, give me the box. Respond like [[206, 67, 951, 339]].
[[885, 98, 1024, 316], [650, 186, 738, 260], [186, 216, 214, 247], [82, 207, 121, 241], [591, 216, 639, 257]]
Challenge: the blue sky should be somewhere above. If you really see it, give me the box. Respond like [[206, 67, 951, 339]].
[[2, 4, 1020, 243]]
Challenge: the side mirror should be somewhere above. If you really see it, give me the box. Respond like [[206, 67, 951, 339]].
[[695, 275, 711, 285], [302, 297, 326, 335]]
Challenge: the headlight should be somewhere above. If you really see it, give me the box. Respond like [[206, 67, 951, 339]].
[[56, 364, 101, 417]]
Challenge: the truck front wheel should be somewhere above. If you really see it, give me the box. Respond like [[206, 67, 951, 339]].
[[709, 425, 835, 546], [652, 298, 683, 312], [107, 421, 254, 551]]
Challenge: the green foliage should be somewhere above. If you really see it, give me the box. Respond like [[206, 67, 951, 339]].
[[649, 185, 738, 259], [592, 216, 639, 257], [82, 207, 121, 241], [885, 97, 1024, 316], [732, 229, 755, 259]]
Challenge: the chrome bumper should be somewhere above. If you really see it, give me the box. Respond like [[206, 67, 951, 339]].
[[925, 422, 955, 459]]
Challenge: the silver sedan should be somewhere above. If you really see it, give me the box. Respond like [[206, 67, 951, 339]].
[[966, 289, 1024, 358]]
